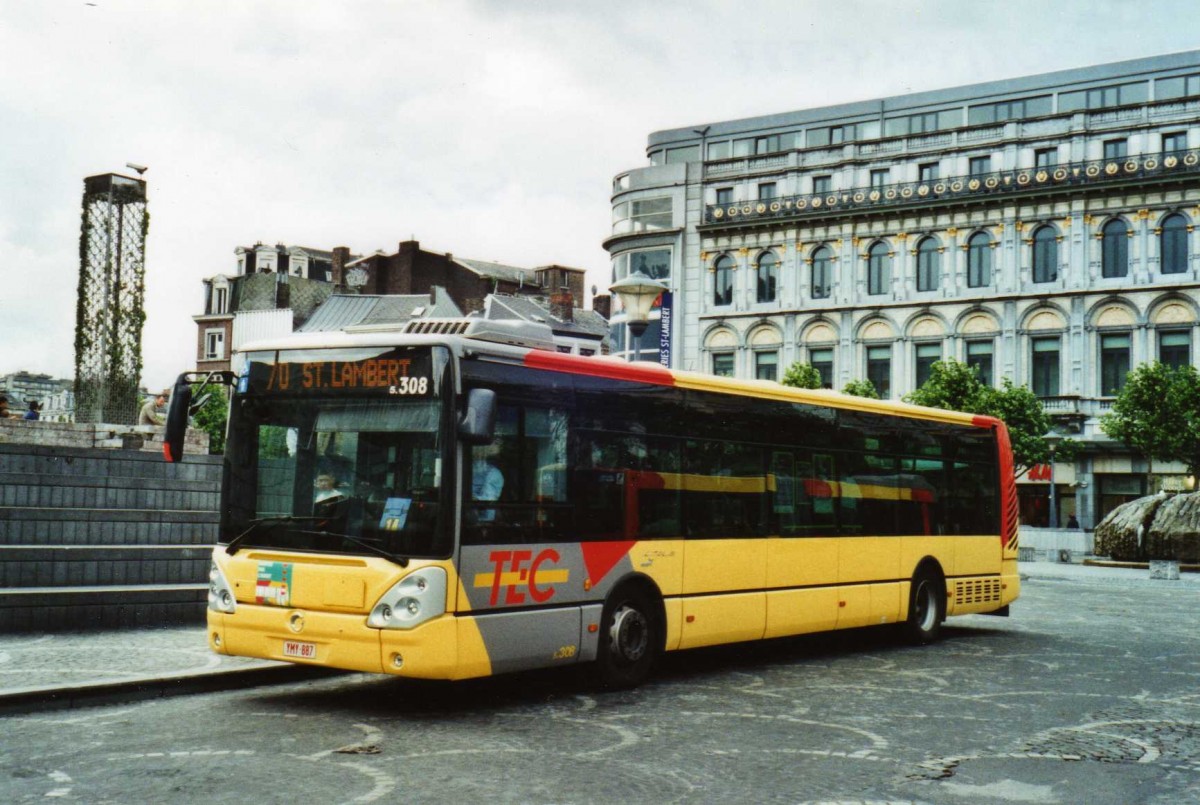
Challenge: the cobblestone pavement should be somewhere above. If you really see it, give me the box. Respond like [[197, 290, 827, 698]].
[[0, 561, 1198, 803]]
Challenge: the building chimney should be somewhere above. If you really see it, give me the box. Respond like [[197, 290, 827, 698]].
[[592, 294, 611, 320], [331, 246, 351, 287], [550, 290, 574, 323]]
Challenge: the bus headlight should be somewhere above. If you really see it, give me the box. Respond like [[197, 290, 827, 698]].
[[208, 561, 237, 614], [367, 567, 447, 630]]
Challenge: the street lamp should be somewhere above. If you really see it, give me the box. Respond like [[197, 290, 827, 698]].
[[609, 272, 668, 362], [1043, 431, 1062, 529]]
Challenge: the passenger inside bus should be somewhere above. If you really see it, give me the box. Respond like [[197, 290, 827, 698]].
[[471, 441, 505, 520], [313, 470, 349, 530]]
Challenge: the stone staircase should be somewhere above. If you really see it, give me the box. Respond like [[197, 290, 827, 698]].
[[0, 424, 220, 632]]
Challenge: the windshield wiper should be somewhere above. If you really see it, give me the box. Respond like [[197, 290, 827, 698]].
[[293, 529, 409, 566], [224, 516, 408, 566], [225, 516, 326, 555]]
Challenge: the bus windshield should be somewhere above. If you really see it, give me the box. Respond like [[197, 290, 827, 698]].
[[223, 346, 452, 559]]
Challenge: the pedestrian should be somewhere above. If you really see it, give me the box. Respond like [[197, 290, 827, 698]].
[[0, 395, 17, 419], [139, 392, 167, 426], [1067, 514, 1080, 529], [22, 401, 41, 420]]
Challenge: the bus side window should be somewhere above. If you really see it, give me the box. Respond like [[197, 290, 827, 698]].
[[464, 403, 572, 546], [810, 453, 837, 532], [948, 461, 997, 535], [683, 440, 771, 539], [902, 455, 946, 536], [572, 430, 681, 540]]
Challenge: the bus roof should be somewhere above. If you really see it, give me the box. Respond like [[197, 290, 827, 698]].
[[237, 328, 995, 431]]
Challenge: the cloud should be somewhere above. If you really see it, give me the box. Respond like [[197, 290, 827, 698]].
[[1, 0, 1198, 390]]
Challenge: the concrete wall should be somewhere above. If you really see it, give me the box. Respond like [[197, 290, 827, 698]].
[[1019, 526, 1096, 562], [0, 434, 221, 632]]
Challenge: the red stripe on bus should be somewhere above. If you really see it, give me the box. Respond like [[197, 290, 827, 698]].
[[523, 351, 676, 386], [580, 541, 637, 587], [973, 415, 1019, 548]]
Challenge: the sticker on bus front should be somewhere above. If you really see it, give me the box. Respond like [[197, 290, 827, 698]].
[[256, 561, 292, 606]]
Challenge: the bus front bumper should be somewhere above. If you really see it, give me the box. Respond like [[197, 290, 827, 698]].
[[208, 607, 461, 679]]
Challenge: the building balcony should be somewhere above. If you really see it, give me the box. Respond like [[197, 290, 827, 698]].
[[701, 149, 1200, 228], [1038, 395, 1121, 432]]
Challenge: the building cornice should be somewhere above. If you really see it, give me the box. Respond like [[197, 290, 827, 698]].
[[698, 281, 1200, 323]]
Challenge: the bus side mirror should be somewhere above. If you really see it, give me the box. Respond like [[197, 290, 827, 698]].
[[458, 388, 497, 446], [163, 375, 193, 463]]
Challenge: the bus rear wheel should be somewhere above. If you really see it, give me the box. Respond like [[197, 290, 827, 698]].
[[903, 568, 945, 645], [591, 587, 660, 689]]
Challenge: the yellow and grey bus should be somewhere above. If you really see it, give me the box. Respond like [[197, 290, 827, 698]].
[[166, 319, 1019, 688]]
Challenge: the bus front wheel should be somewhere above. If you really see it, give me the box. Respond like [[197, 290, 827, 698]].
[[903, 568, 945, 645], [591, 587, 660, 689]]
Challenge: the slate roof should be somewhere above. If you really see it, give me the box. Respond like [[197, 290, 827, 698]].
[[298, 291, 463, 333], [484, 295, 608, 338], [453, 257, 536, 285]]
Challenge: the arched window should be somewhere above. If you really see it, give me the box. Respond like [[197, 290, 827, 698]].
[[1161, 214, 1188, 275], [811, 246, 832, 299], [916, 237, 940, 292], [1101, 219, 1128, 279], [1032, 226, 1058, 284], [867, 242, 889, 296], [756, 252, 778, 303], [967, 232, 992, 288], [713, 255, 733, 306]]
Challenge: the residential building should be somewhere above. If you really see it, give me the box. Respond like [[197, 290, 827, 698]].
[[335, 240, 587, 316], [606, 50, 1200, 528], [194, 243, 346, 374], [195, 240, 595, 373]]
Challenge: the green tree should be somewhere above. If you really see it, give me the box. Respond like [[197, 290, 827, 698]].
[[780, 362, 822, 390], [841, 378, 880, 399], [903, 358, 1060, 476], [1102, 362, 1200, 478], [191, 384, 229, 454], [904, 357, 991, 412], [986, 378, 1063, 477]]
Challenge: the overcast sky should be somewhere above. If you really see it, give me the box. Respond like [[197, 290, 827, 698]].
[[2, 0, 1197, 391]]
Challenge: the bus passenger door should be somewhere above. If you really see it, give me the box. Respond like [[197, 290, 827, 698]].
[[454, 401, 585, 676]]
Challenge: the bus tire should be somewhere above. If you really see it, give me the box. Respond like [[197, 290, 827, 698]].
[[903, 567, 945, 645], [591, 586, 660, 689]]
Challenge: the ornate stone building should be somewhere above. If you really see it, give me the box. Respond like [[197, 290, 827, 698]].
[[606, 51, 1200, 528]]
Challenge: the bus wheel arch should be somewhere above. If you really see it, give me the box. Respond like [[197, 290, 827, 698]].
[[903, 558, 946, 645], [590, 575, 664, 689]]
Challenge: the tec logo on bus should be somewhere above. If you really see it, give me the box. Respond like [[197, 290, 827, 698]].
[[474, 549, 568, 606]]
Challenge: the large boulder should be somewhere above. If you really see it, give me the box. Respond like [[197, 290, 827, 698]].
[[1093, 494, 1167, 561], [1146, 492, 1200, 563]]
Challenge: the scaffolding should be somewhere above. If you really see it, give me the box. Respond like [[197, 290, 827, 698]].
[[74, 173, 149, 425]]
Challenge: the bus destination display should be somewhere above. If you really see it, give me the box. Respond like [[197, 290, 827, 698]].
[[246, 349, 434, 396]]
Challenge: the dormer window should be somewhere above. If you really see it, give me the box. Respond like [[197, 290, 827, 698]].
[[211, 283, 229, 315], [256, 247, 276, 273]]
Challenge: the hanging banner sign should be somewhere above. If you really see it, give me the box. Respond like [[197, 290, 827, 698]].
[[658, 291, 673, 368]]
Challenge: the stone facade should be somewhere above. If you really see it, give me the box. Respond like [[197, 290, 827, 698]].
[[608, 51, 1200, 529]]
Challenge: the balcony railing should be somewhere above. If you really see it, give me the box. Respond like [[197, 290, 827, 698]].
[[703, 149, 1200, 226]]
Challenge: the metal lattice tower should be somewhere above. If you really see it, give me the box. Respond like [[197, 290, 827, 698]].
[[74, 173, 149, 425]]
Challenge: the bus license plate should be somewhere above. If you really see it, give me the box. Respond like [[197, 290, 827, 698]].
[[283, 640, 317, 659]]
